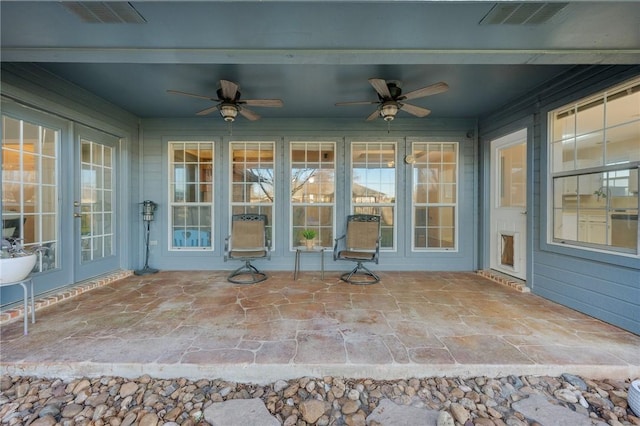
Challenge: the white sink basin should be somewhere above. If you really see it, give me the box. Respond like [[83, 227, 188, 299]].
[[0, 253, 37, 284]]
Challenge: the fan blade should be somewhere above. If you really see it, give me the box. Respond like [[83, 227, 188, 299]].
[[335, 101, 378, 106], [400, 82, 449, 101], [167, 89, 216, 101], [220, 80, 239, 100], [242, 99, 284, 107], [196, 105, 220, 116], [400, 103, 431, 117], [369, 78, 392, 99], [238, 107, 261, 121], [366, 109, 380, 121]]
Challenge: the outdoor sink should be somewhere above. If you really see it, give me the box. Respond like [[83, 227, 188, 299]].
[[0, 253, 36, 283]]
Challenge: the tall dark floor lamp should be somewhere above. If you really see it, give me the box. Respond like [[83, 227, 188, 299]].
[[134, 200, 159, 276]]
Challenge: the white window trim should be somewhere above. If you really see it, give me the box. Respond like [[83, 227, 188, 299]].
[[289, 140, 337, 250], [409, 141, 460, 252], [546, 77, 640, 257], [349, 140, 398, 252], [228, 140, 276, 250], [167, 141, 215, 252]]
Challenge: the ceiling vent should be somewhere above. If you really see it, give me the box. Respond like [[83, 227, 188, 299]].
[[480, 3, 568, 25], [61, 2, 146, 24]]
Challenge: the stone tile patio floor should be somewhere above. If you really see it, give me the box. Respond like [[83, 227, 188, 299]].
[[1, 271, 638, 383]]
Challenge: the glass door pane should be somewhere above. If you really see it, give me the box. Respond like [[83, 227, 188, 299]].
[[74, 126, 118, 281], [79, 139, 114, 263]]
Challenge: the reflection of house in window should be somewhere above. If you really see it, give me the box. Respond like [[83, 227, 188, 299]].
[[353, 183, 395, 228]]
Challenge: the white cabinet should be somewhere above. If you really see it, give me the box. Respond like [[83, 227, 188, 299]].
[[578, 215, 607, 244], [558, 212, 577, 240], [562, 161, 603, 195]]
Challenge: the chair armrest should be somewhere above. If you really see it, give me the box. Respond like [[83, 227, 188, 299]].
[[224, 236, 231, 262], [373, 237, 381, 263], [333, 234, 346, 260]]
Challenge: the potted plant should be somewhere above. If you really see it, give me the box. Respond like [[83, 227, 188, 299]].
[[301, 229, 317, 249]]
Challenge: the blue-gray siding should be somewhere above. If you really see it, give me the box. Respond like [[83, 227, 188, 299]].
[[479, 65, 640, 335]]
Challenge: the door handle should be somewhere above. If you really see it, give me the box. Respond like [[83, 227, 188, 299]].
[[521, 210, 527, 215], [74, 213, 82, 218]]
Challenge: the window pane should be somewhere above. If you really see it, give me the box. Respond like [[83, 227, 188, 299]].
[[498, 143, 526, 208], [576, 131, 604, 168], [606, 122, 640, 164], [549, 77, 639, 255], [412, 142, 458, 250], [606, 84, 640, 127], [553, 110, 576, 142], [2, 116, 59, 273], [290, 142, 335, 248], [351, 142, 396, 249], [169, 141, 214, 250], [231, 141, 275, 246], [576, 99, 604, 136], [78, 139, 114, 263]]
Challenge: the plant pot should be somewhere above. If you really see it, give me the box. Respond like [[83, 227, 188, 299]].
[[305, 239, 314, 249], [629, 380, 640, 417], [0, 253, 37, 283]]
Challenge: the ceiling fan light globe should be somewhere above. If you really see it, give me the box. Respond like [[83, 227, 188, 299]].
[[380, 103, 398, 121], [220, 104, 238, 122]]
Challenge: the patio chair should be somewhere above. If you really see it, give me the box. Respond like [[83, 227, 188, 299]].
[[224, 214, 271, 284], [333, 214, 381, 284]]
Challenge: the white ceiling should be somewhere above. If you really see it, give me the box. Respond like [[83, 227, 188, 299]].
[[1, 1, 639, 120]]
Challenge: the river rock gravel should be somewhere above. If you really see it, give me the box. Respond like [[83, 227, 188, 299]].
[[1, 374, 638, 425]]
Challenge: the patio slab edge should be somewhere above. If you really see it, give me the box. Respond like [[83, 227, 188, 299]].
[[0, 270, 133, 325], [2, 362, 638, 385]]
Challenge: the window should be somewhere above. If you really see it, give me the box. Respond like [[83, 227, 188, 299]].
[[2, 116, 59, 271], [411, 142, 458, 250], [290, 142, 335, 248], [230, 141, 275, 244], [169, 142, 213, 250], [351, 142, 396, 249], [549, 77, 639, 254], [80, 139, 115, 262]]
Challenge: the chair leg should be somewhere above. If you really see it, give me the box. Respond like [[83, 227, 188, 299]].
[[340, 262, 379, 285], [228, 260, 268, 284]]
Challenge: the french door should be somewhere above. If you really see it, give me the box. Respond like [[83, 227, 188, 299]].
[[73, 125, 119, 281]]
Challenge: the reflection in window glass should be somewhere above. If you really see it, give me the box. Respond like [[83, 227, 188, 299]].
[[412, 142, 458, 250], [2, 116, 59, 272], [351, 142, 396, 249], [230, 141, 275, 244], [290, 142, 335, 248], [169, 142, 213, 250]]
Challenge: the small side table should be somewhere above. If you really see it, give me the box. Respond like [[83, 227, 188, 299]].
[[0, 277, 35, 335], [294, 246, 325, 280]]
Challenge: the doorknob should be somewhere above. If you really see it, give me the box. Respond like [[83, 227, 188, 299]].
[[521, 210, 528, 215], [74, 201, 81, 207], [74, 213, 82, 218]]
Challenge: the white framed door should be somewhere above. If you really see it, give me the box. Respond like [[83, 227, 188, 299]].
[[73, 125, 119, 281], [490, 129, 527, 280]]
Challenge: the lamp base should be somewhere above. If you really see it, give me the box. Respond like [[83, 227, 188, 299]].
[[134, 267, 159, 276]]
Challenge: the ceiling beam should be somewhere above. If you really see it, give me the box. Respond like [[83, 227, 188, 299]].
[[3, 48, 640, 65]]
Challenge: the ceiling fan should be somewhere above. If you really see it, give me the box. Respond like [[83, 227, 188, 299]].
[[336, 78, 449, 122], [167, 79, 283, 122]]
